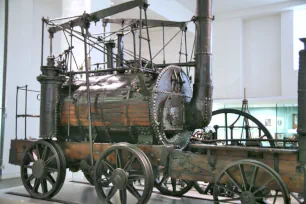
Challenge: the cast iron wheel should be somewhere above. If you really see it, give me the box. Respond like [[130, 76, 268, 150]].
[[83, 171, 94, 185], [21, 140, 66, 199], [155, 173, 194, 196], [194, 181, 214, 195], [213, 159, 290, 204], [94, 144, 154, 204], [45, 140, 66, 197], [211, 109, 275, 147]]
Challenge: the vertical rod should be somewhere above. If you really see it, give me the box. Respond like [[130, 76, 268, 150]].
[[179, 31, 183, 63], [41, 18, 45, 67], [15, 87, 19, 140], [225, 113, 228, 145], [139, 7, 143, 69], [132, 27, 137, 68], [276, 104, 278, 135], [162, 25, 165, 64], [1, 0, 9, 176], [103, 22, 106, 69], [67, 29, 73, 138], [24, 85, 28, 140], [82, 26, 94, 166], [184, 29, 189, 76], [144, 7, 153, 69], [50, 36, 53, 56]]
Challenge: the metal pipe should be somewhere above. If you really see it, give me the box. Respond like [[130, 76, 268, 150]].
[[1, 0, 9, 177], [15, 87, 19, 140], [41, 18, 45, 67], [116, 33, 124, 68], [24, 85, 28, 140], [189, 143, 298, 154], [187, 0, 213, 129], [144, 7, 153, 69], [82, 27, 94, 166], [132, 27, 137, 67], [103, 21, 107, 69], [49, 15, 82, 22], [105, 41, 115, 69], [139, 8, 143, 69], [162, 25, 165, 64], [298, 38, 306, 163], [67, 29, 73, 138]]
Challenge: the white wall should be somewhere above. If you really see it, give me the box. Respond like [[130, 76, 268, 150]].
[[213, 18, 243, 99], [2, 0, 62, 179], [243, 14, 282, 98], [281, 11, 298, 97]]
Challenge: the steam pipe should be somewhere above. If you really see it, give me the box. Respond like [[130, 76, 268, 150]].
[[186, 0, 213, 129], [116, 33, 124, 68], [106, 41, 115, 69], [298, 38, 306, 163]]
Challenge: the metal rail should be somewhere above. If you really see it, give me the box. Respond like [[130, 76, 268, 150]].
[[189, 143, 298, 154]]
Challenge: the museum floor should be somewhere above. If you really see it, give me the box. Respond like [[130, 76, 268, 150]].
[[0, 176, 214, 204]]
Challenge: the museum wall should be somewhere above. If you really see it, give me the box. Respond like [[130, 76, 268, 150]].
[[243, 14, 282, 98], [2, 0, 62, 179]]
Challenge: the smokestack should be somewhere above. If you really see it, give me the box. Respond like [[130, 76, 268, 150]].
[[298, 38, 306, 163], [186, 0, 213, 129]]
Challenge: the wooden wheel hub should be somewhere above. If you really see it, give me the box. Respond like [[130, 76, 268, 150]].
[[111, 169, 128, 190], [240, 191, 255, 204], [32, 160, 46, 179]]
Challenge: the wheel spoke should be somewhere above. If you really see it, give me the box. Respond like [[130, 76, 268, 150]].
[[116, 149, 122, 169], [253, 178, 274, 195], [171, 178, 177, 192], [119, 189, 127, 204], [41, 146, 48, 161], [27, 152, 35, 162], [25, 174, 35, 183], [128, 174, 145, 181], [47, 167, 58, 173], [215, 184, 241, 196], [24, 165, 33, 169], [239, 164, 248, 191], [249, 166, 259, 191], [45, 155, 56, 165], [124, 156, 136, 172], [225, 170, 243, 192], [106, 186, 118, 201], [46, 173, 56, 185], [127, 184, 141, 200], [41, 179, 48, 194], [273, 191, 278, 204], [33, 179, 40, 193], [217, 197, 241, 202], [36, 144, 41, 159], [159, 174, 169, 185], [101, 159, 114, 172]]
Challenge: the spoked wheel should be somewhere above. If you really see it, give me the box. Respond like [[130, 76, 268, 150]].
[[21, 140, 66, 199], [213, 159, 290, 204], [194, 181, 214, 195], [83, 171, 94, 185], [211, 109, 275, 147], [155, 173, 194, 196], [94, 143, 154, 204]]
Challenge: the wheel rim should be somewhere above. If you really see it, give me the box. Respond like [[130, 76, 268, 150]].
[[21, 140, 65, 199], [211, 109, 275, 147], [213, 159, 290, 204], [94, 144, 154, 204], [155, 173, 194, 196]]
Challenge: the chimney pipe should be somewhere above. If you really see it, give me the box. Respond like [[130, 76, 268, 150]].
[[186, 0, 213, 129], [298, 38, 306, 163]]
